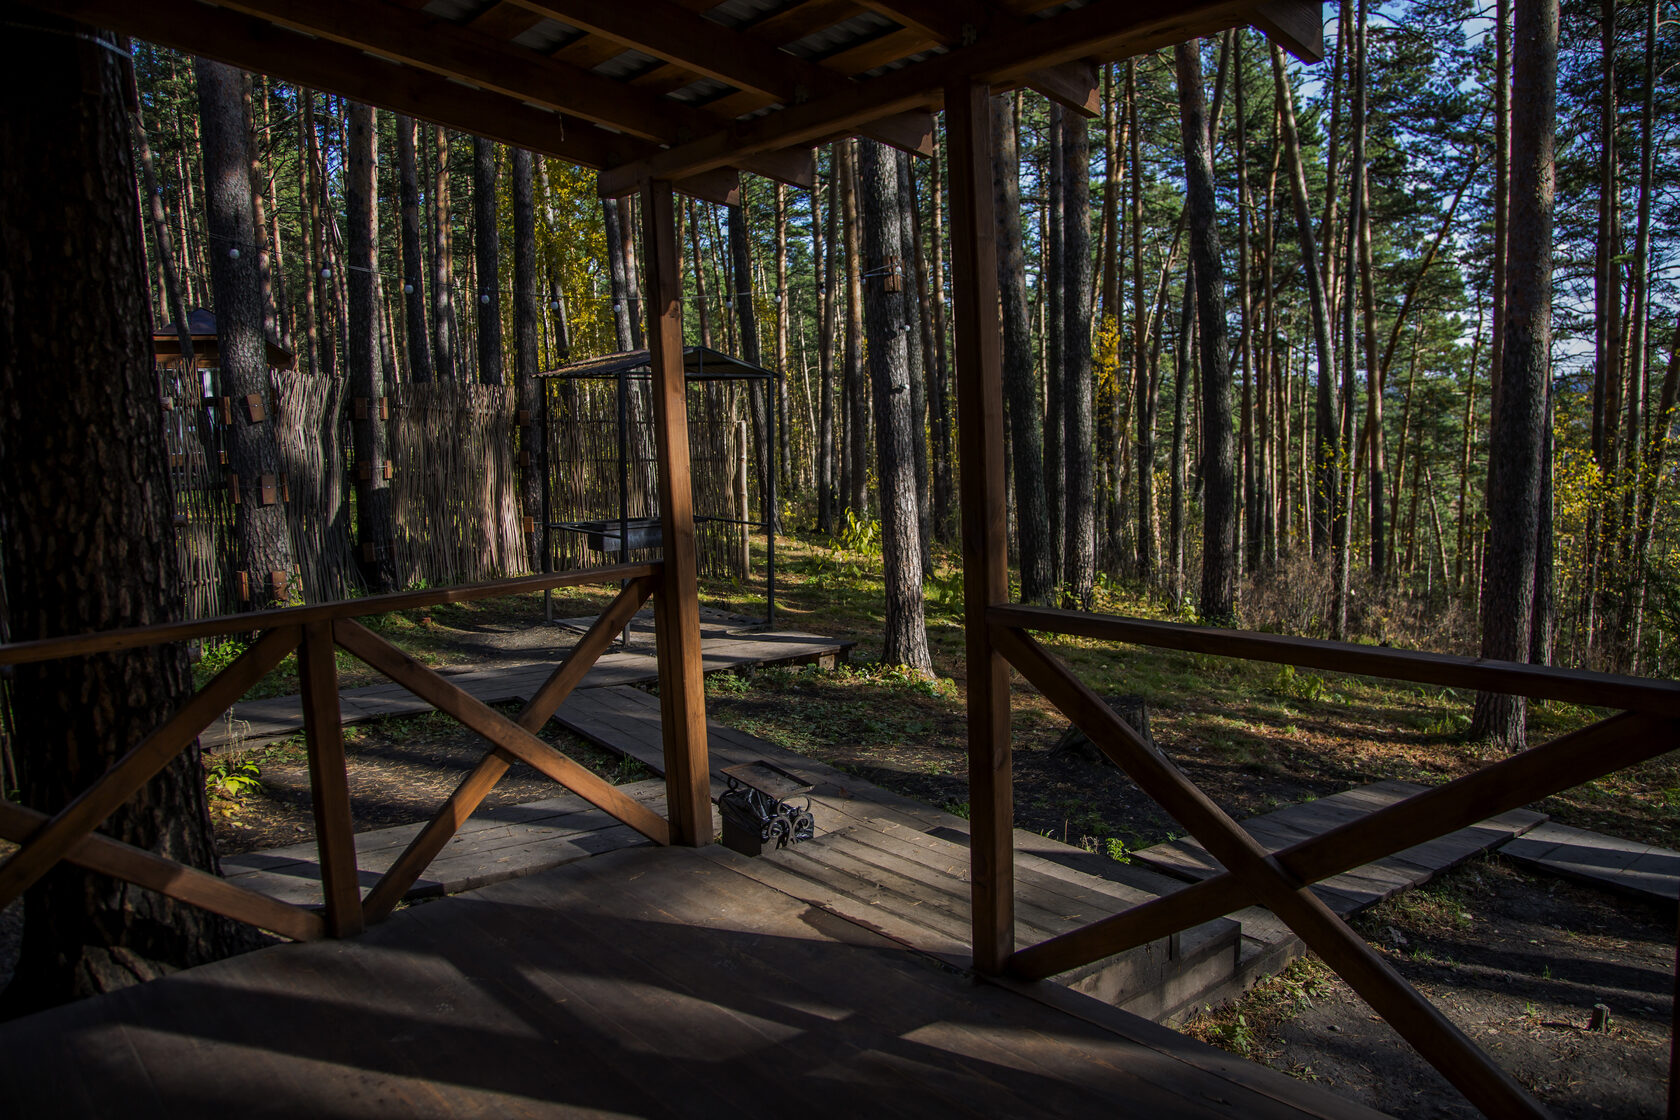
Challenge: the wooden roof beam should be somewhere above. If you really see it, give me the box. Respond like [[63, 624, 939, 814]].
[[1250, 0, 1326, 62], [198, 0, 817, 188], [518, 0, 937, 156], [45, 0, 745, 202], [598, 0, 1265, 194], [855, 0, 1101, 116]]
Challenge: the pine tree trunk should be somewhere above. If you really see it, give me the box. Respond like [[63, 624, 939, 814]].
[[927, 128, 955, 543], [726, 200, 773, 534], [898, 152, 932, 572], [814, 155, 837, 533], [0, 12, 240, 1014], [856, 140, 931, 673], [1131, 62, 1157, 585], [396, 115, 432, 382], [841, 141, 868, 517], [199, 57, 294, 609], [1175, 39, 1239, 625], [1045, 103, 1066, 584], [472, 138, 502, 386], [431, 126, 458, 382], [992, 95, 1054, 603], [1062, 109, 1095, 609], [513, 148, 543, 571], [347, 102, 396, 592], [1470, 0, 1557, 749]]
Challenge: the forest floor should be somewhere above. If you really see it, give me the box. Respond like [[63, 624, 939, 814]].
[[5, 530, 1674, 1115]]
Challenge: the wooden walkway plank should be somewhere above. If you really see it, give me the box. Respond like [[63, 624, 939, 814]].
[[1501, 821, 1680, 903]]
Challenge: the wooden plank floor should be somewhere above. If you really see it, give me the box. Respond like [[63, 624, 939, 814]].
[[205, 621, 852, 751], [0, 844, 1387, 1120], [1501, 821, 1680, 903]]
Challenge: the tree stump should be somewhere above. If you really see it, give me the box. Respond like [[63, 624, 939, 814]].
[[1050, 694, 1152, 767]]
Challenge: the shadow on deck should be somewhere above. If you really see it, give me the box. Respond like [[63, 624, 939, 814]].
[[0, 843, 1383, 1119]]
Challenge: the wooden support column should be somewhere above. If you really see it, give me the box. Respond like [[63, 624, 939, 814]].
[[945, 79, 1014, 973], [641, 178, 712, 846]]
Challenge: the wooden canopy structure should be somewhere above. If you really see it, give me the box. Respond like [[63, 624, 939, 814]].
[[10, 2, 1680, 1118], [153, 307, 296, 369]]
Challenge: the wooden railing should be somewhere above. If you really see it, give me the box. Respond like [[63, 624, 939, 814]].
[[980, 604, 1680, 1120], [0, 561, 690, 942]]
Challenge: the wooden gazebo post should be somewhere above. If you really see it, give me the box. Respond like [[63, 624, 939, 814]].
[[945, 80, 1015, 974], [641, 179, 713, 846]]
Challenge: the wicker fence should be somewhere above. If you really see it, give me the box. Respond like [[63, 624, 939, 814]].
[[159, 369, 532, 619], [387, 381, 526, 588]]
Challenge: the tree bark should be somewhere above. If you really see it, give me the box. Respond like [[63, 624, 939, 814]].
[[1470, 0, 1557, 749], [346, 102, 396, 592], [431, 126, 458, 382], [992, 95, 1054, 603], [513, 148, 543, 571], [1062, 109, 1095, 608], [0, 10, 239, 1014], [841, 141, 868, 517], [857, 140, 931, 673], [815, 153, 837, 533], [927, 127, 955, 543], [1175, 39, 1239, 625], [472, 137, 502, 386], [395, 115, 432, 383], [199, 57, 294, 609], [1131, 61, 1158, 586], [898, 151, 932, 572]]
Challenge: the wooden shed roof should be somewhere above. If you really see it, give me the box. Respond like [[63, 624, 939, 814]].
[[47, 0, 1322, 203]]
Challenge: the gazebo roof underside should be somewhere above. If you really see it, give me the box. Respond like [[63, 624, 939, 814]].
[[46, 0, 1322, 203]]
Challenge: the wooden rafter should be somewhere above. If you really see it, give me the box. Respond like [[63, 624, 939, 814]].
[[596, 0, 1264, 194]]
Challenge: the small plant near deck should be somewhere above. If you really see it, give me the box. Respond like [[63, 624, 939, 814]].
[[1267, 664, 1328, 704], [206, 756, 262, 800]]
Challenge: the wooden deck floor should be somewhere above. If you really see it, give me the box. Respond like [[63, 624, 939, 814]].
[[0, 844, 1386, 1119]]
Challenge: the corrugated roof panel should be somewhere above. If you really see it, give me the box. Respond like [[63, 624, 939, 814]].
[[704, 0, 787, 28], [591, 47, 666, 80], [420, 0, 480, 21], [783, 11, 897, 62], [513, 18, 583, 52]]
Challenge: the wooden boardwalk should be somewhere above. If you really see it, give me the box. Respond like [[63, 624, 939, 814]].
[[205, 621, 851, 751], [0, 844, 1387, 1120], [1131, 781, 1547, 987], [1501, 821, 1680, 903]]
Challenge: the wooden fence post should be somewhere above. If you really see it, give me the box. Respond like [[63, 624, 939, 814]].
[[945, 80, 1015, 974], [299, 620, 363, 936], [641, 178, 712, 846]]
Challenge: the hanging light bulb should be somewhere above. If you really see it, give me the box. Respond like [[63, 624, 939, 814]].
[[480, 293, 491, 305], [612, 301, 622, 313], [320, 267, 332, 279], [228, 247, 241, 260], [402, 282, 415, 295], [549, 299, 561, 312]]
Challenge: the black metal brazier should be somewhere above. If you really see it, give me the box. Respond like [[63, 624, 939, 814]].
[[718, 761, 814, 856]]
